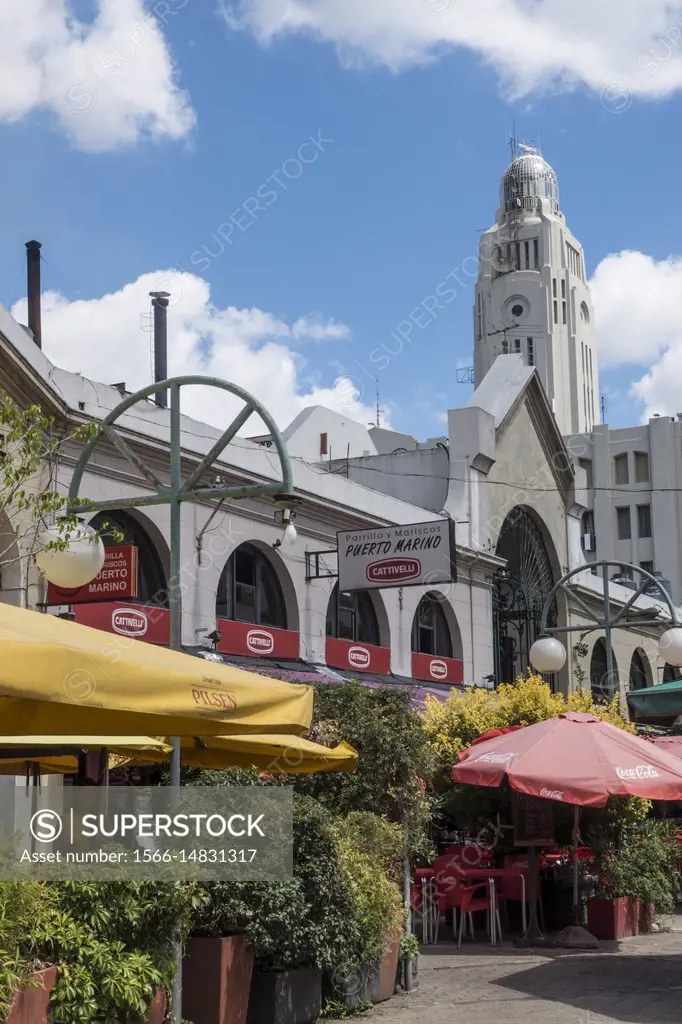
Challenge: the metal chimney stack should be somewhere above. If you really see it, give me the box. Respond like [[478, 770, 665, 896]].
[[149, 291, 170, 408], [26, 240, 42, 348]]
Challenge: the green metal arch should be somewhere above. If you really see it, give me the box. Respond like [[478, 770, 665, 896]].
[[68, 375, 295, 507]]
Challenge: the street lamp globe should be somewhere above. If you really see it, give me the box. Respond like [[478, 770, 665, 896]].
[[529, 636, 567, 673], [659, 628, 682, 668], [35, 522, 105, 589]]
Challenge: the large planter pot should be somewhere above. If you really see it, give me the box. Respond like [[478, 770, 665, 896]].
[[183, 935, 254, 1024], [146, 988, 167, 1024], [372, 938, 401, 1004], [323, 965, 375, 1013], [6, 967, 56, 1024], [587, 897, 640, 940], [247, 966, 321, 1024], [639, 902, 656, 934]]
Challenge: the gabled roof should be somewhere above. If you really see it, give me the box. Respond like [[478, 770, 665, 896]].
[[467, 354, 574, 500]]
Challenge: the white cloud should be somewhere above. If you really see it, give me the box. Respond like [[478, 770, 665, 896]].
[[10, 270, 378, 433], [0, 0, 195, 150], [222, 0, 682, 100], [590, 250, 682, 420]]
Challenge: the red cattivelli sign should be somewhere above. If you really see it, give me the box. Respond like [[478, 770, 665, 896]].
[[216, 619, 300, 660], [325, 636, 391, 675], [46, 546, 139, 606], [411, 652, 464, 686], [73, 602, 170, 645], [365, 557, 421, 585]]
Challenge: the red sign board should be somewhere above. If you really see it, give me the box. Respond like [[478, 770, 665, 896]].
[[326, 637, 391, 675], [73, 602, 170, 645], [46, 546, 139, 606], [216, 619, 300, 660], [411, 652, 464, 686]]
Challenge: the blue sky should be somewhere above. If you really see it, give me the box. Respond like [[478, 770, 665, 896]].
[[2, 1, 682, 436]]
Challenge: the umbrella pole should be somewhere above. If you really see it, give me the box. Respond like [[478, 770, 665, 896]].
[[169, 382, 183, 1024], [572, 806, 580, 926]]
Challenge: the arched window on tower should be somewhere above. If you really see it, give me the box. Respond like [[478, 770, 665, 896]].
[[326, 584, 379, 645], [216, 544, 287, 628]]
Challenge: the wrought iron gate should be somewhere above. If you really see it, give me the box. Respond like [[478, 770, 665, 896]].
[[493, 507, 556, 686]]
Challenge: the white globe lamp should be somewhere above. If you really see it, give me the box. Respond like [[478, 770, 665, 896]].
[[35, 521, 105, 589], [283, 521, 297, 545], [529, 636, 567, 673], [659, 628, 682, 668]]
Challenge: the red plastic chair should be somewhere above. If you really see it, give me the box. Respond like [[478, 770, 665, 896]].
[[453, 879, 500, 947], [433, 858, 499, 946], [497, 854, 544, 932]]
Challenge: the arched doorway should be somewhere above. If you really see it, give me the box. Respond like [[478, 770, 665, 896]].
[[629, 648, 650, 691], [216, 543, 287, 628], [663, 663, 679, 683], [89, 510, 167, 606], [590, 638, 619, 702], [412, 594, 453, 657], [326, 583, 379, 645], [493, 507, 557, 685]]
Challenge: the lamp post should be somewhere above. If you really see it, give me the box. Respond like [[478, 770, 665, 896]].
[[37, 375, 297, 1022], [529, 561, 682, 711]]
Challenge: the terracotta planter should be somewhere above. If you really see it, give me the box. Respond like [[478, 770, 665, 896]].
[[373, 938, 401, 1003], [183, 935, 254, 1024], [247, 966, 322, 1024], [587, 897, 640, 940], [6, 967, 56, 1024], [639, 902, 656, 934], [146, 988, 167, 1024]]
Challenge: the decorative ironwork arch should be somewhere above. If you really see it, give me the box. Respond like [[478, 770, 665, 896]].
[[493, 507, 556, 685]]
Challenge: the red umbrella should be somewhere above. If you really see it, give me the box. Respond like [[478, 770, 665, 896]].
[[452, 712, 682, 943], [452, 712, 682, 808], [647, 735, 682, 759]]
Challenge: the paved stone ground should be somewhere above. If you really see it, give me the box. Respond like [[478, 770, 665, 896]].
[[327, 916, 682, 1023]]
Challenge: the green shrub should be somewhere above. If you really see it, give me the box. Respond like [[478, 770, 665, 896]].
[[296, 683, 434, 859], [32, 881, 199, 1024], [590, 817, 680, 914], [192, 795, 358, 972], [0, 880, 50, 1019]]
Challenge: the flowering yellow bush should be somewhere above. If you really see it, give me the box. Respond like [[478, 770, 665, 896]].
[[423, 672, 635, 788]]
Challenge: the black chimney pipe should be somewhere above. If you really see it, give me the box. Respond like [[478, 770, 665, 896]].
[[26, 240, 42, 348], [149, 291, 170, 408]]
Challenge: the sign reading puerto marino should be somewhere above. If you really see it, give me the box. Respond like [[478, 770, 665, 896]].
[[46, 546, 139, 605], [337, 520, 456, 592]]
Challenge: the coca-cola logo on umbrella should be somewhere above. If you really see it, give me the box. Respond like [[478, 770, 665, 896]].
[[112, 608, 148, 637], [476, 752, 515, 765], [540, 788, 564, 801], [348, 646, 370, 669], [616, 765, 660, 780], [366, 557, 421, 584], [246, 630, 275, 655]]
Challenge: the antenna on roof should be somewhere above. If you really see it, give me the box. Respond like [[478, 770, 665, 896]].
[[509, 121, 517, 161], [375, 378, 381, 429]]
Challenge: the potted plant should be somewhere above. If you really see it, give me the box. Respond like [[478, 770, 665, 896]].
[[5, 967, 57, 1024], [182, 910, 254, 1024], [326, 814, 405, 1010], [587, 814, 679, 940]]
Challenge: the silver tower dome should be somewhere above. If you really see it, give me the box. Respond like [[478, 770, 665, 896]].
[[501, 148, 559, 213]]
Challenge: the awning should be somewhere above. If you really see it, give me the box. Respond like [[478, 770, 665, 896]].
[[195, 649, 455, 712], [0, 736, 172, 775], [0, 605, 313, 736], [627, 679, 682, 724], [139, 734, 358, 774]]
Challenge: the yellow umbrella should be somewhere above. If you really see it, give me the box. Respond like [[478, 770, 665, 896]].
[[143, 734, 359, 774], [0, 605, 313, 737], [0, 736, 173, 776]]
